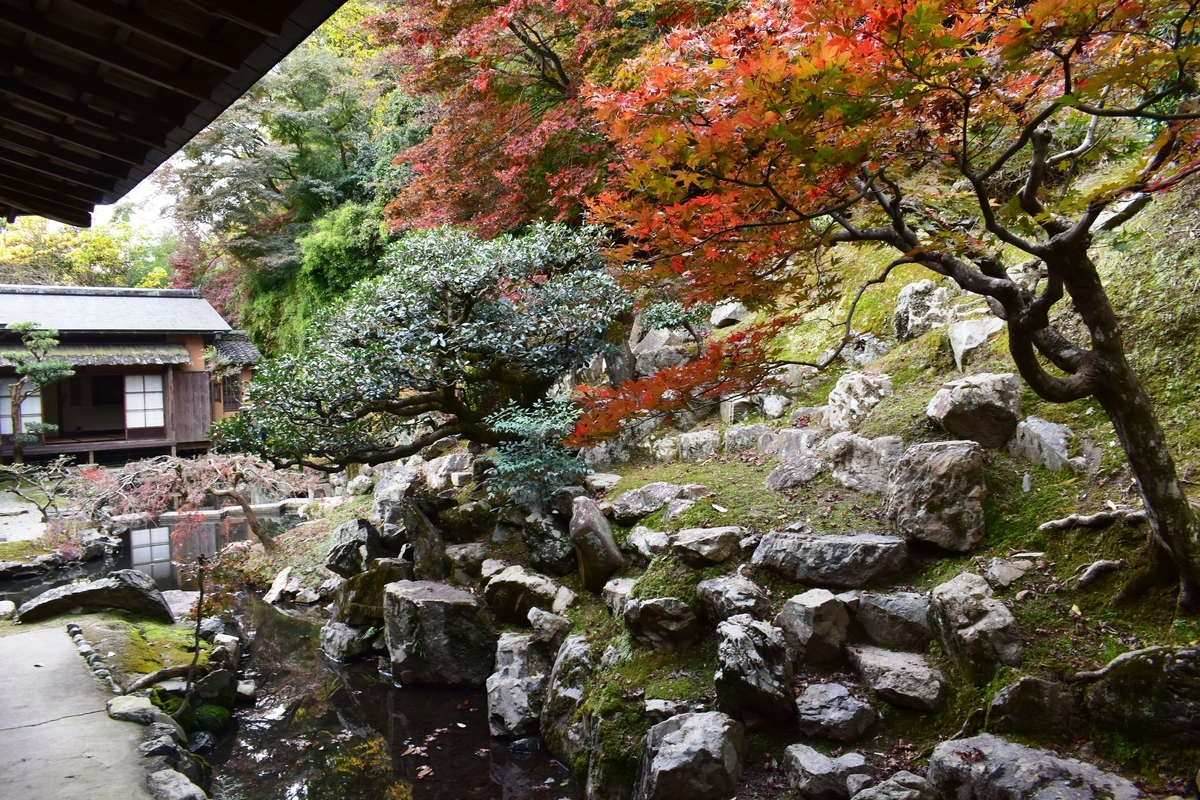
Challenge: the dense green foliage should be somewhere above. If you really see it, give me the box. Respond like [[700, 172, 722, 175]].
[[214, 223, 627, 468]]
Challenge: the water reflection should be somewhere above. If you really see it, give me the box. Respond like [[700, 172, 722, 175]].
[[214, 603, 579, 800]]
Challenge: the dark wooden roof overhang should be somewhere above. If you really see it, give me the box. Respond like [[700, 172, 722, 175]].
[[0, 0, 347, 227]]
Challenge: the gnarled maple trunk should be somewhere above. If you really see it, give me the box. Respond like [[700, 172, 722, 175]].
[[208, 487, 277, 552]]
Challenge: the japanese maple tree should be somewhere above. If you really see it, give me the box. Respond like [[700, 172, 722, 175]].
[[586, 0, 1200, 610]]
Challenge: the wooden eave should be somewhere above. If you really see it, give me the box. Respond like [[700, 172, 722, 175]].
[[0, 0, 347, 227]]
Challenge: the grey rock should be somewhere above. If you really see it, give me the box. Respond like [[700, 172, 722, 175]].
[[825, 433, 904, 495], [633, 712, 746, 800], [1008, 417, 1074, 473], [989, 676, 1075, 736], [520, 509, 576, 576], [1085, 645, 1200, 746], [644, 698, 696, 725], [714, 615, 794, 729], [894, 280, 954, 341], [541, 636, 595, 766], [17, 569, 174, 623], [827, 373, 893, 432], [985, 557, 1029, 589], [725, 424, 771, 454], [484, 565, 562, 625], [696, 575, 771, 622], [846, 645, 946, 711], [926, 373, 1022, 447], [759, 394, 793, 419], [320, 622, 367, 661], [612, 482, 688, 526], [760, 427, 825, 461], [331, 559, 412, 626], [948, 316, 1005, 370], [838, 332, 893, 368], [398, 502, 445, 581], [847, 774, 877, 798], [549, 486, 589, 519], [784, 743, 873, 800], [855, 593, 933, 651], [346, 474, 374, 496], [679, 430, 722, 462], [887, 441, 987, 552], [422, 451, 475, 492], [438, 501, 496, 544], [147, 769, 207, 800], [711, 301, 749, 328], [930, 572, 1022, 685], [570, 497, 626, 593], [486, 632, 554, 738], [851, 771, 934, 800], [603, 578, 638, 617], [720, 397, 755, 424], [0, 599, 15, 619], [928, 734, 1142, 800], [648, 436, 680, 463], [106, 696, 182, 733], [293, 588, 320, 604], [795, 683, 876, 742], [765, 457, 825, 491], [626, 526, 670, 564], [384, 580, 496, 687], [774, 589, 850, 665], [624, 597, 703, 652], [752, 532, 908, 589], [586, 473, 623, 495], [445, 542, 488, 585], [528, 607, 572, 653], [236, 680, 256, 701], [671, 526, 741, 567], [481, 558, 507, 581]]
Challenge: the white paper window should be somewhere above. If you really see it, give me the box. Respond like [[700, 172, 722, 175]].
[[0, 379, 42, 436], [125, 374, 165, 429]]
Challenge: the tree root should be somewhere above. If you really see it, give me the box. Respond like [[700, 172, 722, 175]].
[[124, 664, 212, 694], [1038, 507, 1147, 532]]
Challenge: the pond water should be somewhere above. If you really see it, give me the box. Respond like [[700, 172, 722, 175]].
[[215, 602, 580, 800]]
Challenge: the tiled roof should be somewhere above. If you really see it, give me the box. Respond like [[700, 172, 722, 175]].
[[0, 285, 231, 334], [0, 343, 192, 367], [214, 331, 262, 364]]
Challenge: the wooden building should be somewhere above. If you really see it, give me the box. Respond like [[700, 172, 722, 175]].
[[0, 284, 260, 462]]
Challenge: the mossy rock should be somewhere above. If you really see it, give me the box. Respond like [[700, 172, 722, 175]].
[[192, 704, 232, 733]]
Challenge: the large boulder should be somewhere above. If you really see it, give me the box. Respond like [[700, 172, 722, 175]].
[[624, 597, 704, 652], [626, 526, 670, 565], [633, 712, 746, 800], [725, 424, 771, 454], [930, 572, 1022, 685], [928, 734, 1142, 800], [988, 676, 1075, 737], [795, 683, 876, 742], [383, 580, 496, 687], [761, 427, 825, 461], [826, 372, 893, 432], [1008, 416, 1074, 473], [765, 457, 825, 491], [542, 635, 595, 766], [486, 632, 554, 738], [570, 497, 626, 593], [855, 592, 933, 651], [319, 622, 368, 662], [612, 482, 689, 525], [484, 565, 562, 625], [886, 441, 987, 552], [714, 615, 794, 729], [679, 430, 722, 462], [17, 569, 174, 623], [774, 589, 849, 665], [444, 542, 487, 585], [1084, 645, 1200, 746], [824, 433, 904, 495], [696, 575, 771, 622], [671, 526, 741, 567], [894, 280, 954, 341], [846, 645, 946, 711], [520, 509, 577, 576], [925, 373, 1022, 448], [948, 316, 1005, 370], [752, 532, 908, 589], [401, 502, 446, 581], [711, 301, 749, 328], [784, 743, 873, 800], [325, 518, 382, 578], [331, 558, 412, 626], [437, 500, 495, 544]]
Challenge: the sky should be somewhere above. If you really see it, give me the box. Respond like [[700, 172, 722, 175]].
[[90, 164, 176, 237]]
